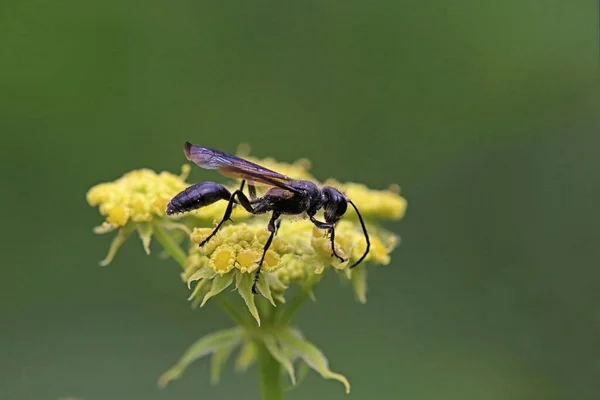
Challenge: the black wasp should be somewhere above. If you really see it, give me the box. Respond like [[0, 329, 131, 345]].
[[166, 142, 370, 294]]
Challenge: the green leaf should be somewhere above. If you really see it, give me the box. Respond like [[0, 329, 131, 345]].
[[158, 327, 243, 388], [136, 222, 153, 255], [187, 267, 217, 289], [278, 328, 350, 393], [263, 335, 296, 385], [256, 273, 276, 306], [210, 337, 242, 385], [237, 273, 261, 326], [351, 265, 367, 304], [235, 340, 257, 372], [200, 274, 235, 307], [99, 224, 135, 266]]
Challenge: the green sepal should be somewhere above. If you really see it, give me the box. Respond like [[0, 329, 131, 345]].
[[160, 220, 192, 235], [278, 328, 350, 393], [234, 269, 243, 291], [274, 293, 286, 304], [266, 273, 287, 292], [210, 337, 241, 385], [237, 273, 261, 326], [187, 267, 217, 289], [187, 278, 209, 302], [256, 273, 276, 307], [350, 265, 367, 303], [93, 222, 116, 234], [285, 360, 310, 391], [99, 223, 135, 266], [235, 340, 257, 372], [263, 335, 296, 385], [158, 327, 243, 388], [200, 273, 235, 307], [136, 221, 153, 255]]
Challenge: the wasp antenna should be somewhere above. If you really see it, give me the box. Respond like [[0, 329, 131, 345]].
[[183, 141, 193, 160], [347, 200, 370, 269]]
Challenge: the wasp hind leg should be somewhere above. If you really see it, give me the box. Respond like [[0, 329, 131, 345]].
[[199, 180, 255, 247]]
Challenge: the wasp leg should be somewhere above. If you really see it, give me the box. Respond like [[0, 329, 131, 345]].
[[248, 184, 257, 200], [309, 216, 345, 262], [274, 219, 282, 235], [328, 227, 345, 262], [252, 211, 281, 294], [199, 180, 255, 247]]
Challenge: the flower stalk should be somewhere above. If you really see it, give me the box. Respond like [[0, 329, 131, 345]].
[[257, 342, 284, 400], [151, 221, 187, 268]]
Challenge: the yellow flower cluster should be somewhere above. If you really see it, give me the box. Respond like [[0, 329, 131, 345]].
[[181, 217, 397, 323], [322, 179, 407, 220], [273, 220, 397, 285], [188, 223, 293, 275], [183, 218, 397, 287], [87, 166, 190, 227]]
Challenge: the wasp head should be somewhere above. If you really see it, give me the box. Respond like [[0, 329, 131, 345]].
[[321, 186, 348, 224]]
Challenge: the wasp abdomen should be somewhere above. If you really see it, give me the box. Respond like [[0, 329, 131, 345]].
[[166, 181, 231, 215]]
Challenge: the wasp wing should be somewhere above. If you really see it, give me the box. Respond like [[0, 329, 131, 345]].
[[184, 142, 302, 194]]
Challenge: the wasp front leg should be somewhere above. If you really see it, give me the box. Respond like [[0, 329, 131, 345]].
[[309, 216, 346, 263]]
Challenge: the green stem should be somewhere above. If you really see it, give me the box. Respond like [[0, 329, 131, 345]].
[[152, 221, 187, 268], [278, 273, 322, 325], [257, 341, 284, 400], [152, 221, 248, 327]]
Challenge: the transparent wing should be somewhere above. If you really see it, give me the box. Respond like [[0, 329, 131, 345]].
[[184, 142, 301, 193]]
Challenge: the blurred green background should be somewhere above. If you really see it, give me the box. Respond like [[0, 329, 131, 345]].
[[1, 1, 599, 399]]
